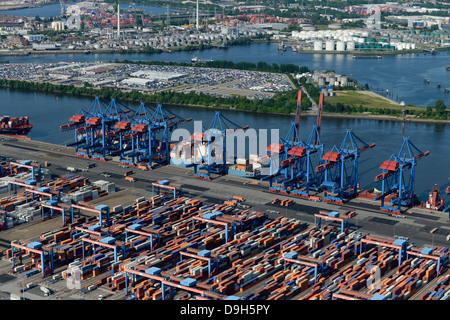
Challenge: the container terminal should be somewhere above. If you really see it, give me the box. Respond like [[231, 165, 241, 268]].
[[0, 94, 450, 301]]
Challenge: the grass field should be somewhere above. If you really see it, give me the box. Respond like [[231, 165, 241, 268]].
[[327, 90, 422, 111]]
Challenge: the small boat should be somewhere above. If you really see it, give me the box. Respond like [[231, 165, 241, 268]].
[[278, 41, 286, 51], [352, 54, 382, 59], [191, 57, 213, 63]]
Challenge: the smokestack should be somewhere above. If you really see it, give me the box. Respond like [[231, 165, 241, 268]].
[[117, 3, 120, 40], [196, 0, 199, 30]]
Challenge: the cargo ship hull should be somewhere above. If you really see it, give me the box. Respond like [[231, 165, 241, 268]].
[[0, 127, 32, 136]]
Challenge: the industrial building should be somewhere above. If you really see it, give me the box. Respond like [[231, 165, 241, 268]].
[[130, 70, 188, 82], [121, 78, 155, 87]]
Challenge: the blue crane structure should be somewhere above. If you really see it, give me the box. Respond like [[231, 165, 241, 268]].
[[61, 98, 191, 168], [263, 92, 324, 198], [118, 102, 191, 169], [60, 97, 133, 161], [316, 129, 375, 204], [11, 240, 54, 277], [9, 160, 42, 183], [374, 137, 429, 214], [287, 92, 325, 198], [190, 111, 249, 181]]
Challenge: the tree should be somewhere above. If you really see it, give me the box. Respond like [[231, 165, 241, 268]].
[[435, 99, 446, 113]]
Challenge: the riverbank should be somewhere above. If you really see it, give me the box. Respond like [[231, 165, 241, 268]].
[[289, 46, 450, 56], [0, 1, 55, 11], [2, 41, 448, 58]]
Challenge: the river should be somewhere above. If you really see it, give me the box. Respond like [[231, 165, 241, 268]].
[[0, 88, 448, 202]]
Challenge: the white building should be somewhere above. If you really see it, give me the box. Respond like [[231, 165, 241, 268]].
[[51, 21, 66, 31], [121, 78, 155, 86], [130, 70, 187, 81]]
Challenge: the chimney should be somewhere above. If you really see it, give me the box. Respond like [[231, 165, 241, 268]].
[[117, 3, 120, 40], [196, 0, 199, 30]]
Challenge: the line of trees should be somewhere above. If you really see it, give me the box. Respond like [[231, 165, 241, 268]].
[[0, 78, 307, 115]]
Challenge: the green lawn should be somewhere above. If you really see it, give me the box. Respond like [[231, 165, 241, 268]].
[[327, 90, 421, 111]]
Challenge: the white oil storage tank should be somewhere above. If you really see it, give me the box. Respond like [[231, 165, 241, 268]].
[[329, 76, 337, 85], [325, 40, 335, 51], [336, 41, 346, 51], [346, 41, 355, 51], [314, 41, 323, 51], [318, 77, 326, 86]]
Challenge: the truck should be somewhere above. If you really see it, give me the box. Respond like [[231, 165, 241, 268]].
[[67, 167, 78, 172], [124, 170, 134, 177], [40, 286, 51, 297]]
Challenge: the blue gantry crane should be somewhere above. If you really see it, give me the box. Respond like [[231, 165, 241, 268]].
[[60, 97, 133, 161], [316, 129, 375, 204], [262, 92, 324, 198], [119, 102, 191, 169], [374, 137, 429, 214], [61, 98, 191, 168], [287, 92, 325, 198]]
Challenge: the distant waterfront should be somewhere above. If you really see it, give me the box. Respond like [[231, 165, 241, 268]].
[[0, 2, 183, 17], [0, 43, 448, 108]]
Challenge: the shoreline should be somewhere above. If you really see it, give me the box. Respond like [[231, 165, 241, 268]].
[[319, 112, 450, 124], [1, 43, 449, 58]]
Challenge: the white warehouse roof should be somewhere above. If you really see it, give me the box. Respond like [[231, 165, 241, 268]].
[[121, 78, 155, 86], [130, 70, 187, 81]]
